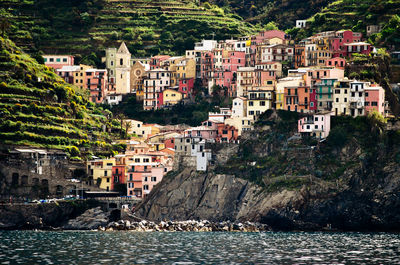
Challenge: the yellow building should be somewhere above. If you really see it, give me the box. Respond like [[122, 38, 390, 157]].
[[276, 76, 305, 110], [162, 89, 183, 107], [73, 64, 92, 89], [176, 58, 196, 80], [87, 158, 115, 191], [161, 56, 184, 87]]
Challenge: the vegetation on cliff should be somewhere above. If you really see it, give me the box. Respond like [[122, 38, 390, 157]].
[[208, 0, 331, 29], [288, 0, 400, 49], [0, 37, 121, 157], [216, 110, 400, 192]]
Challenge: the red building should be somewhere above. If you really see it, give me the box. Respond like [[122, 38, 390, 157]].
[[111, 165, 126, 191], [163, 138, 175, 149], [178, 78, 194, 98], [330, 30, 363, 58], [309, 86, 318, 112]]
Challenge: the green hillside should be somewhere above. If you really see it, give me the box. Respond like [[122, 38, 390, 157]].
[[208, 0, 332, 29], [288, 0, 400, 49], [1, 0, 257, 64], [0, 37, 121, 157]]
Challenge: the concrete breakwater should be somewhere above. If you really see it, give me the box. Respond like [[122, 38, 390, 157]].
[[102, 219, 270, 232]]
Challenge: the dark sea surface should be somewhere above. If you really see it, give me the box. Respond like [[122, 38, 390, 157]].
[[0, 231, 399, 264]]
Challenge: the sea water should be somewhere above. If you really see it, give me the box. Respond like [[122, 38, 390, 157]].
[[0, 231, 399, 264]]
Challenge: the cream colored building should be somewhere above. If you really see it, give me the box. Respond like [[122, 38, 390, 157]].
[[236, 67, 255, 97], [247, 89, 275, 120], [332, 79, 351, 116], [225, 116, 253, 135]]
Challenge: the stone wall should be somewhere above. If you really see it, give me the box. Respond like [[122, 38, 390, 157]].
[[0, 154, 101, 200]]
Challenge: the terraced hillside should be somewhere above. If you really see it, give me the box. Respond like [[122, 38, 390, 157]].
[[209, 0, 332, 29], [0, 37, 120, 157], [289, 0, 400, 48], [1, 0, 256, 61]]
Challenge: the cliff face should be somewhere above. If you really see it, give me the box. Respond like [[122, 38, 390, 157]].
[[137, 156, 400, 231], [137, 111, 400, 231]]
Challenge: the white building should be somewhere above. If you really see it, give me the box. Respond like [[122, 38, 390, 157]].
[[194, 40, 217, 51], [296, 20, 307, 29]]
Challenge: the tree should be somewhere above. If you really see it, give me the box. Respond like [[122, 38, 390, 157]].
[[264, 21, 278, 31]]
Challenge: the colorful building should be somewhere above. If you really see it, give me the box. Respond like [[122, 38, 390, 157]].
[[143, 69, 171, 110], [43, 55, 74, 70], [298, 111, 333, 139]]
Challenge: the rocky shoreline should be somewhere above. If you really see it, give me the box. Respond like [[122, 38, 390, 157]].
[[101, 219, 270, 232]]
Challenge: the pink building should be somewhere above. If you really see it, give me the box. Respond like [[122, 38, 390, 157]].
[[178, 78, 194, 98], [304, 68, 345, 87], [298, 111, 333, 139], [85, 69, 108, 104], [224, 51, 246, 72], [43, 55, 74, 70], [325, 57, 346, 69], [365, 85, 385, 116], [150, 55, 170, 70], [184, 125, 218, 140]]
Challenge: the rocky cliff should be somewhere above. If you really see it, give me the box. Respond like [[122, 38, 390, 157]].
[[137, 111, 400, 231]]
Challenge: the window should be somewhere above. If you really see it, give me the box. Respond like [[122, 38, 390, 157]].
[[120, 58, 123, 65], [372, 102, 378, 106], [104, 171, 108, 176], [315, 117, 319, 121], [107, 178, 110, 183], [63, 58, 67, 62], [249, 101, 254, 106], [151, 177, 157, 182], [144, 177, 148, 182], [56, 58, 61, 62], [143, 185, 149, 191], [260, 101, 266, 106], [49, 58, 54, 62]]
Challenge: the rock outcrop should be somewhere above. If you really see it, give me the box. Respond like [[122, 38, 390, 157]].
[[63, 207, 109, 230]]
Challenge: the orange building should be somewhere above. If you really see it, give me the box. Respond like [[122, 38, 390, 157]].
[[284, 85, 310, 113], [216, 124, 239, 143]]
